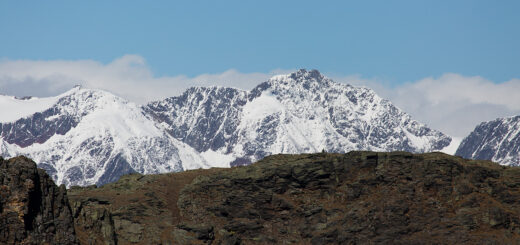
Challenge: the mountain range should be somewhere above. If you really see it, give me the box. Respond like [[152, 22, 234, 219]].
[[1, 69, 518, 186]]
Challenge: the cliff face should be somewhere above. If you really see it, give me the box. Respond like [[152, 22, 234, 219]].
[[0, 156, 77, 244], [68, 152, 520, 244]]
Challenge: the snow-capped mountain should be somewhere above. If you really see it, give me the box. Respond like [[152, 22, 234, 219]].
[[0, 86, 208, 186], [145, 69, 452, 166], [1, 69, 453, 187], [456, 115, 520, 166]]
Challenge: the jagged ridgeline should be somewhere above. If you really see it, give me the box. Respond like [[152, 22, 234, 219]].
[[0, 69, 451, 187], [144, 69, 451, 164], [3, 152, 519, 244]]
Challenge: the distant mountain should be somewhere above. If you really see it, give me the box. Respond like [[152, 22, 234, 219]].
[[456, 115, 520, 166], [0, 87, 208, 186], [0, 69, 452, 186], [145, 69, 451, 166]]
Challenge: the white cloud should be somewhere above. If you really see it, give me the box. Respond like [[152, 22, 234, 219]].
[[1, 55, 519, 139], [0, 55, 291, 104], [334, 74, 520, 138]]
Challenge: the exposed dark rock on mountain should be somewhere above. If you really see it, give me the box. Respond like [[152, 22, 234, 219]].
[[0, 156, 78, 244], [456, 115, 520, 166], [0, 106, 78, 148], [144, 86, 248, 154], [68, 152, 520, 244]]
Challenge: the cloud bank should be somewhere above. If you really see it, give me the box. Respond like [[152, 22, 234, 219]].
[[1, 55, 519, 138], [0, 55, 289, 103], [336, 74, 520, 138]]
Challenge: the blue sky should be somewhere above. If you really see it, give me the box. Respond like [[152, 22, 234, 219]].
[[1, 1, 520, 138], [1, 0, 519, 84]]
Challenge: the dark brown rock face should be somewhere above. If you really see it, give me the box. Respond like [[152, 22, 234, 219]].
[[68, 152, 520, 244], [178, 152, 520, 244], [0, 156, 78, 244]]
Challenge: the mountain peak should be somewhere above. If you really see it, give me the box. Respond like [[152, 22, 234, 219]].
[[290, 69, 324, 81], [266, 69, 326, 86]]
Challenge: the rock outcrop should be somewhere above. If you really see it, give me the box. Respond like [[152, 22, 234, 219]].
[[0, 156, 78, 244], [68, 152, 520, 244]]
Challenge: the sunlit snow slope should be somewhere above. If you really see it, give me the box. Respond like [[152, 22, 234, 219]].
[[0, 87, 207, 186]]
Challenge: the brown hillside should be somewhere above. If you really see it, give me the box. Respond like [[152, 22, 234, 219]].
[[68, 151, 520, 244]]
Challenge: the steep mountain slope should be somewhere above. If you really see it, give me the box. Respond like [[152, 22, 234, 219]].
[[145, 69, 451, 166], [0, 87, 208, 187], [143, 86, 247, 166], [68, 152, 520, 244], [456, 115, 520, 166]]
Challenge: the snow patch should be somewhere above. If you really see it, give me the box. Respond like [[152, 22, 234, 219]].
[[242, 92, 283, 122], [440, 137, 461, 155], [200, 149, 234, 168]]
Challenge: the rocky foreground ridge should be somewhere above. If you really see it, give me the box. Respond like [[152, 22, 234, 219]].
[[69, 151, 520, 244], [2, 152, 520, 244]]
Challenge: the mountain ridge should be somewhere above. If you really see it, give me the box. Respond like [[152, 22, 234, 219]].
[[146, 69, 452, 166], [1, 69, 452, 186]]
